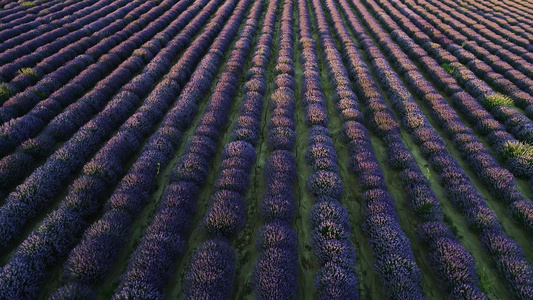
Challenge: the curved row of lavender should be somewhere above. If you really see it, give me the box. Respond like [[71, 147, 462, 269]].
[[0, 0, 101, 37], [297, 0, 361, 298], [46, 0, 229, 296], [111, 0, 262, 297], [352, 0, 533, 297], [456, 0, 533, 44], [434, 0, 533, 53], [477, 0, 533, 32], [405, 0, 533, 89], [0, 0, 150, 105], [0, 0, 170, 126], [251, 0, 298, 298], [389, 0, 533, 171], [0, 0, 170, 197], [0, 0, 133, 86], [368, 0, 533, 235], [310, 0, 426, 298], [0, 0, 246, 297], [380, 0, 533, 173], [0, 0, 104, 56], [326, 0, 486, 297], [0, 0, 64, 24], [0, 0, 199, 251]]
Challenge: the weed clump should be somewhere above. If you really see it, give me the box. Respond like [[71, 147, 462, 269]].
[[482, 93, 513, 109], [21, 1, 35, 7], [500, 140, 533, 160], [17, 68, 39, 78], [0, 83, 14, 103]]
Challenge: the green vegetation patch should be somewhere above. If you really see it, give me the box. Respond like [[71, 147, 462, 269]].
[[482, 93, 514, 109], [0, 83, 14, 103], [21, 1, 35, 7], [17, 68, 39, 78], [500, 140, 533, 160], [31, 89, 47, 99], [441, 63, 456, 75]]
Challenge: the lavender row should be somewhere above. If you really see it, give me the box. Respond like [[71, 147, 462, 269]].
[[434, 0, 533, 51], [375, 0, 533, 176], [404, 0, 533, 92], [422, 0, 533, 64], [311, 0, 426, 298], [252, 0, 299, 298], [56, 0, 241, 295], [459, 0, 533, 38], [0, 0, 81, 29], [0, 0, 65, 32], [0, 0, 90, 44], [0, 0, 143, 101], [181, 0, 277, 290], [0, 33, 190, 300], [376, 0, 533, 225], [370, 0, 533, 228], [296, 0, 361, 298], [0, 1, 141, 88], [0, 0, 162, 123], [455, 0, 533, 40], [481, 0, 533, 28], [330, 0, 486, 296], [0, 0, 194, 156], [172, 0, 278, 294], [388, 0, 533, 111], [0, 0, 113, 63], [0, 0, 135, 85], [0, 0, 59, 22], [113, 0, 260, 297], [0, 0, 192, 199], [0, 0, 211, 251], [0, 0, 241, 296], [353, 0, 533, 297], [184, 143, 256, 296], [184, 2, 280, 297], [451, 0, 533, 42], [2, 0, 150, 98]]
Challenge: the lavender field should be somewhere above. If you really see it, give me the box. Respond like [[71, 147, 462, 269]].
[[0, 0, 532, 298]]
